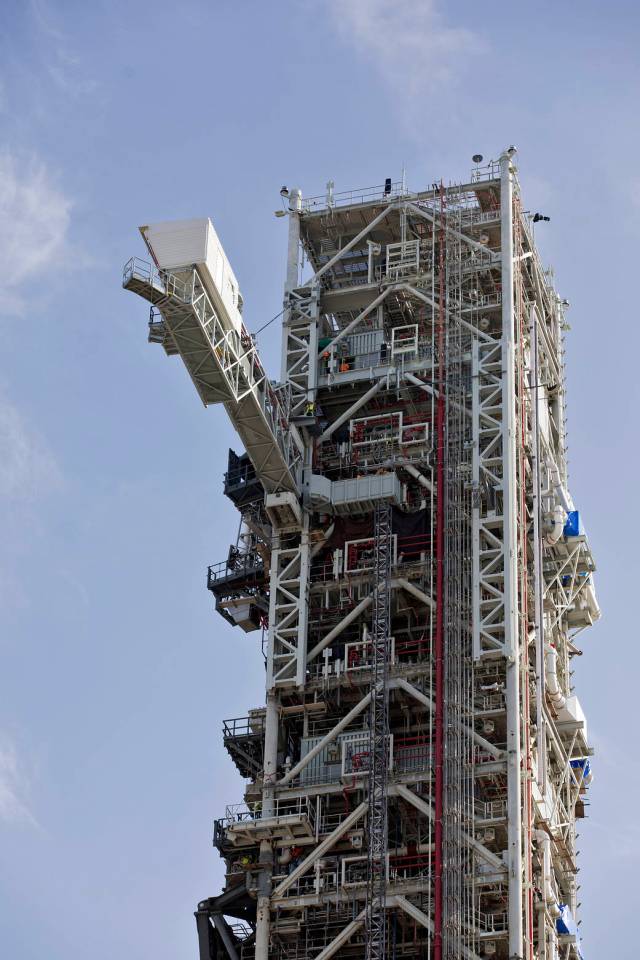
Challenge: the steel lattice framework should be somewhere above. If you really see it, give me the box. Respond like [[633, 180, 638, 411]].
[[124, 148, 600, 960]]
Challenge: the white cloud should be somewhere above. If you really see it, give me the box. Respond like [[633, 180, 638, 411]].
[[30, 0, 97, 98], [0, 735, 36, 826], [0, 150, 71, 313], [0, 396, 62, 501], [326, 0, 482, 108]]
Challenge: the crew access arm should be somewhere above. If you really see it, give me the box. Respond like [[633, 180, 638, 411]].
[[123, 218, 300, 495]]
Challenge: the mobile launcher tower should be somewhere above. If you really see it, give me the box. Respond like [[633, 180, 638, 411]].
[[123, 148, 599, 960]]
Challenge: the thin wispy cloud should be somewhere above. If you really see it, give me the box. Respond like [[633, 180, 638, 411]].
[[0, 396, 62, 501], [0, 735, 36, 826], [0, 394, 63, 610], [0, 149, 72, 314], [30, 0, 97, 97], [326, 0, 483, 117]]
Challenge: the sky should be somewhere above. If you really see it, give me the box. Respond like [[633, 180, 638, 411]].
[[0, 0, 638, 957]]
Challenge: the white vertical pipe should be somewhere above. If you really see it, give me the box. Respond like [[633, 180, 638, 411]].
[[529, 305, 547, 792], [471, 339, 481, 659], [280, 188, 302, 381], [255, 691, 279, 960], [500, 148, 524, 960]]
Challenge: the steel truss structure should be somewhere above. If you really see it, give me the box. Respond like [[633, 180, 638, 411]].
[[124, 148, 600, 960]]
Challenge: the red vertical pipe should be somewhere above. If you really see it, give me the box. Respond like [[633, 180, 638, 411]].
[[434, 182, 446, 960]]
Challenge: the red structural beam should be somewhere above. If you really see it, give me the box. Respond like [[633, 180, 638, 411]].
[[434, 181, 446, 960]]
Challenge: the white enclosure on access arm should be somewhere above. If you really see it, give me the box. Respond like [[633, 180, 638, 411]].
[[140, 218, 244, 335]]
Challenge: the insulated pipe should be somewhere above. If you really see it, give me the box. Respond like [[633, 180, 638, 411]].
[[544, 504, 565, 545], [533, 829, 560, 917], [547, 461, 572, 514], [544, 644, 566, 710], [500, 147, 525, 960], [402, 462, 434, 495]]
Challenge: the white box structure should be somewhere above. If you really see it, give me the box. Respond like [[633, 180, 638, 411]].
[[141, 218, 243, 334]]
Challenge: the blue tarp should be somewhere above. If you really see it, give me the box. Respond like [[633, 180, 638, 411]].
[[564, 510, 583, 537], [557, 904, 584, 958], [570, 757, 592, 787]]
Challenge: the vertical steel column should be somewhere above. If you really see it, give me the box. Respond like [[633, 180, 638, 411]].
[[500, 150, 524, 960]]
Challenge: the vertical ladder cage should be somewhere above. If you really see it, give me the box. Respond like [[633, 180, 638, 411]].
[[365, 501, 393, 960]]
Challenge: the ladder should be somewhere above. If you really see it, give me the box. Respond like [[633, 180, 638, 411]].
[[365, 502, 393, 960]]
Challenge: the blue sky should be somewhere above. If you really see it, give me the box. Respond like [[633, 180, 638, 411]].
[[0, 1, 638, 956]]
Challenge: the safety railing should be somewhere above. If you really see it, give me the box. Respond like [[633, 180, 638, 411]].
[[219, 795, 316, 831], [475, 798, 507, 822], [301, 180, 405, 212], [394, 735, 433, 774], [470, 160, 501, 183], [123, 256, 190, 301], [389, 851, 434, 884], [207, 553, 265, 588], [473, 910, 509, 934], [222, 715, 265, 740]]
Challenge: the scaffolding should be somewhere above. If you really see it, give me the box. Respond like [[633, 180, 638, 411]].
[[123, 148, 600, 960]]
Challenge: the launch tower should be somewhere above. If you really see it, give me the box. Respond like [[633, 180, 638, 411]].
[[124, 148, 599, 960]]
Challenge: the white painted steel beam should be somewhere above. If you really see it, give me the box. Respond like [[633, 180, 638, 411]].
[[311, 204, 396, 282], [500, 148, 524, 960], [394, 784, 504, 871], [272, 801, 368, 897], [318, 377, 386, 442], [313, 911, 366, 960], [278, 694, 372, 786], [394, 678, 503, 760], [306, 593, 374, 663]]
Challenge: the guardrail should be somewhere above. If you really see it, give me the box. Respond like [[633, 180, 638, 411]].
[[222, 715, 265, 739]]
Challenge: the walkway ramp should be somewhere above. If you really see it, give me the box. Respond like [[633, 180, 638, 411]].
[[123, 257, 299, 494]]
